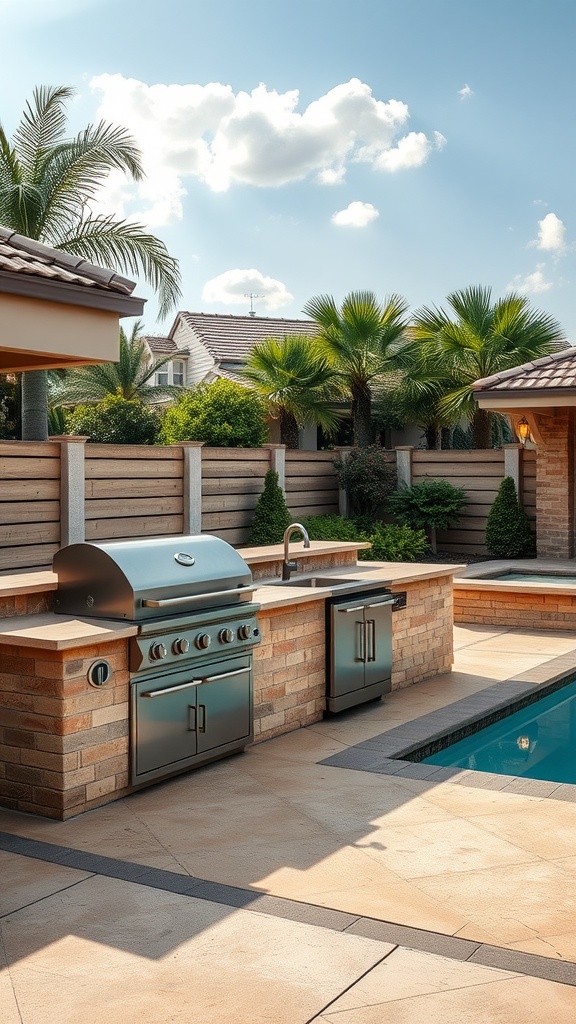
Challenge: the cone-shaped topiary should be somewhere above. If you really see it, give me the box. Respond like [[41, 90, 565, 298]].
[[485, 476, 535, 557], [250, 469, 293, 545]]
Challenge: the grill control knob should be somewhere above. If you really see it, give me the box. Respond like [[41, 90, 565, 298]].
[[172, 637, 190, 656], [195, 632, 211, 650], [149, 642, 167, 661], [238, 624, 252, 641], [219, 628, 235, 644]]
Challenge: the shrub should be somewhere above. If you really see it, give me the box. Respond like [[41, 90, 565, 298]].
[[250, 470, 293, 545], [387, 479, 467, 553], [485, 476, 535, 557], [333, 445, 396, 517], [300, 515, 428, 562], [359, 523, 428, 562], [160, 378, 267, 447], [66, 394, 160, 444]]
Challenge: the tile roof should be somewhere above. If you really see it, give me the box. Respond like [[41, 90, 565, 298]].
[[474, 346, 576, 395], [177, 311, 317, 362], [142, 335, 178, 355], [0, 227, 136, 295]]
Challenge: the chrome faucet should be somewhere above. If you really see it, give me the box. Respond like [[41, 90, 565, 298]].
[[282, 523, 310, 581]]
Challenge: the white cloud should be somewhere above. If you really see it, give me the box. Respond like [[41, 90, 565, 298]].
[[535, 212, 566, 252], [89, 74, 442, 224], [202, 269, 293, 310], [458, 84, 473, 100], [507, 264, 553, 294], [331, 201, 379, 227]]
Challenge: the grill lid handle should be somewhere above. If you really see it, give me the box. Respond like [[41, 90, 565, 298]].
[[142, 584, 258, 609]]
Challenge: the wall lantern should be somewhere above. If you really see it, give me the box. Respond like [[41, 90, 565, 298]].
[[516, 416, 531, 445]]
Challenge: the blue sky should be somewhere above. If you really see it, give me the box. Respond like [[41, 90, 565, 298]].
[[4, 0, 576, 339]]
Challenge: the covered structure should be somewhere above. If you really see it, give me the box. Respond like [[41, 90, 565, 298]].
[[0, 227, 144, 372], [474, 347, 576, 558]]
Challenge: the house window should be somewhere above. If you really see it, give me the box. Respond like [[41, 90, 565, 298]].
[[156, 369, 169, 385], [173, 361, 185, 386]]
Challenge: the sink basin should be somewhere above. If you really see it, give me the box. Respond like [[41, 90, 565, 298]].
[[273, 576, 360, 589]]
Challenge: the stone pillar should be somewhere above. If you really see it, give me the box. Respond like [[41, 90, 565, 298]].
[[264, 444, 286, 492], [535, 409, 575, 558], [181, 442, 204, 535], [503, 443, 522, 498], [395, 446, 413, 488], [50, 435, 88, 546], [336, 447, 353, 517]]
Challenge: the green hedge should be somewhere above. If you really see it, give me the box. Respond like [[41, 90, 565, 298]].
[[300, 515, 428, 562]]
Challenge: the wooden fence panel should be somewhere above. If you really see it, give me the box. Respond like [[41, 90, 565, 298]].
[[200, 447, 270, 544], [84, 444, 184, 542], [285, 451, 339, 519], [0, 441, 60, 570]]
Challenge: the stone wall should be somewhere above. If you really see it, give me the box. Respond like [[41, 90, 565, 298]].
[[0, 638, 130, 819], [390, 578, 454, 689], [454, 585, 576, 630]]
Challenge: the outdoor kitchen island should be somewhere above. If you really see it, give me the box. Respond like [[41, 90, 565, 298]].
[[0, 541, 460, 819]]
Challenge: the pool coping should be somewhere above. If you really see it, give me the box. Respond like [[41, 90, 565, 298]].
[[319, 650, 576, 801]]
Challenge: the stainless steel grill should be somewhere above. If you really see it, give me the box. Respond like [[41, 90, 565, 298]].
[[53, 535, 262, 787]]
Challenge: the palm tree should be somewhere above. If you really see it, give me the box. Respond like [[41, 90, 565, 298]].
[[49, 320, 179, 409], [242, 335, 343, 448], [302, 291, 409, 447], [0, 85, 181, 439], [409, 286, 565, 448]]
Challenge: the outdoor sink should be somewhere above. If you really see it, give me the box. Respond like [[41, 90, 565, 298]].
[[273, 575, 362, 589]]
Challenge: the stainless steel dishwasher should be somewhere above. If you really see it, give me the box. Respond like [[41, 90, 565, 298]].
[[326, 589, 395, 713]]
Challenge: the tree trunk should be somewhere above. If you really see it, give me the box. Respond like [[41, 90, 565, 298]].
[[351, 383, 373, 447], [280, 409, 300, 449], [472, 407, 492, 449], [21, 371, 49, 441]]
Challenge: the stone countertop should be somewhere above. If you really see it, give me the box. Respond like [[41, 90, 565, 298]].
[[253, 561, 465, 611], [236, 540, 371, 564], [0, 613, 137, 650]]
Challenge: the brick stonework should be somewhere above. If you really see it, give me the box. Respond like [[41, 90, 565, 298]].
[[390, 578, 454, 689], [0, 592, 53, 619], [253, 600, 326, 741], [0, 638, 130, 819], [535, 409, 575, 558], [250, 550, 358, 581], [454, 586, 576, 630]]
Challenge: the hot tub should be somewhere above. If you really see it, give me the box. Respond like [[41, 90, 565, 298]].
[[453, 560, 576, 630]]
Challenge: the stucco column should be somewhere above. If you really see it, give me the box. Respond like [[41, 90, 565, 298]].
[[395, 446, 414, 488], [336, 447, 354, 518], [534, 409, 575, 558], [264, 444, 286, 492]]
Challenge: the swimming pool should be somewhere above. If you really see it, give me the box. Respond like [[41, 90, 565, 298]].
[[488, 571, 576, 585], [422, 678, 576, 785]]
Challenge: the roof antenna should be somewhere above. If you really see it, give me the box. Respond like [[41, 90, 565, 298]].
[[244, 293, 264, 317]]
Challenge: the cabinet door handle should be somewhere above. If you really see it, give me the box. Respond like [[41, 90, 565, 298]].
[[366, 619, 376, 661], [193, 667, 248, 685], [338, 605, 365, 614], [142, 679, 200, 698], [188, 705, 197, 732], [365, 599, 395, 609], [198, 704, 206, 733], [355, 620, 366, 662]]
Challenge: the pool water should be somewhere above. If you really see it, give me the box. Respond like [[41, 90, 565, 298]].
[[491, 572, 576, 584], [422, 678, 576, 785]]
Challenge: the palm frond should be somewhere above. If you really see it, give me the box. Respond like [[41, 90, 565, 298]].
[[54, 215, 181, 318], [12, 86, 73, 181]]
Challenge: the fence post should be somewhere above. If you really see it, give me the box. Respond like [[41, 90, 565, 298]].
[[504, 443, 522, 498], [50, 435, 88, 546], [395, 446, 413, 488], [336, 447, 353, 518], [181, 442, 204, 535], [264, 444, 286, 492]]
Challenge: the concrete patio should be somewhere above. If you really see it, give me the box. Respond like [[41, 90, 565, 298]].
[[2, 621, 576, 1022]]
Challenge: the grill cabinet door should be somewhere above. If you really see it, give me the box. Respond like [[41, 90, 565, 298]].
[[362, 596, 393, 693], [330, 601, 367, 701], [196, 666, 251, 755], [135, 676, 199, 777]]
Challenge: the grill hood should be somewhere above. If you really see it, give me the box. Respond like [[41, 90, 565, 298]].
[[53, 535, 255, 621]]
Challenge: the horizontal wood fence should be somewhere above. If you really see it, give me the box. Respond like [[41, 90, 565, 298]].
[[0, 439, 537, 572]]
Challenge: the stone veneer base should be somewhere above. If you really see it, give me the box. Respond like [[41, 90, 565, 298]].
[[454, 587, 576, 630]]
